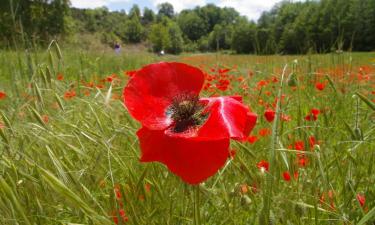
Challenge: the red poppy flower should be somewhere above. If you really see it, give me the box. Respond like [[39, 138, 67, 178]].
[[315, 82, 326, 91], [294, 141, 305, 151], [298, 157, 308, 167], [357, 193, 366, 207], [305, 108, 320, 121], [264, 109, 275, 122], [0, 91, 6, 100], [57, 74, 64, 81], [111, 209, 129, 224], [247, 135, 258, 144], [64, 90, 76, 100], [258, 128, 271, 137], [282, 171, 291, 182], [124, 62, 257, 184], [256, 160, 269, 172]]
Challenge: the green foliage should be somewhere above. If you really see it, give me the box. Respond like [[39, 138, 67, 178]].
[[178, 11, 208, 41], [129, 4, 141, 19], [149, 19, 183, 54], [231, 19, 257, 54], [1, 0, 375, 54], [157, 2, 174, 19], [124, 16, 144, 43], [0, 46, 374, 225], [142, 7, 155, 25]]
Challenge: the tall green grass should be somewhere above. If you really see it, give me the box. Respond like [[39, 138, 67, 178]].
[[0, 45, 374, 224]]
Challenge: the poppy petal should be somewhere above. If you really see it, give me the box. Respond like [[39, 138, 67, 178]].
[[137, 127, 230, 184], [198, 97, 257, 140], [124, 62, 205, 130]]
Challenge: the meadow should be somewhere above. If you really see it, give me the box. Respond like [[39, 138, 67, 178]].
[[0, 45, 374, 225]]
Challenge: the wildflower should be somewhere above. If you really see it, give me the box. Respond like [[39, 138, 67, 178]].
[[294, 141, 305, 151], [305, 108, 320, 121], [282, 171, 291, 182], [123, 62, 257, 184], [57, 74, 64, 81], [247, 135, 258, 144], [145, 183, 151, 193], [281, 114, 291, 122], [298, 157, 308, 167], [257, 160, 269, 172], [240, 184, 248, 194], [125, 70, 137, 77], [64, 90, 76, 100], [258, 128, 271, 137], [309, 136, 319, 149], [315, 82, 326, 91], [357, 193, 365, 207], [42, 115, 49, 124], [111, 209, 129, 224], [293, 171, 299, 180], [264, 109, 276, 122], [0, 91, 6, 100], [257, 80, 268, 89], [229, 149, 237, 159]]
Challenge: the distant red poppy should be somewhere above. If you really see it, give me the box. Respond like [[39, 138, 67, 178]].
[[281, 114, 291, 122], [257, 80, 268, 89], [258, 128, 271, 137], [315, 82, 326, 91], [57, 74, 64, 81], [264, 109, 275, 122], [125, 70, 137, 77], [257, 160, 269, 172], [0, 91, 6, 100], [111, 209, 128, 224], [357, 193, 366, 207], [229, 149, 237, 159], [64, 90, 76, 100], [305, 108, 320, 121], [294, 141, 305, 151], [282, 171, 291, 182], [298, 157, 308, 167], [124, 62, 257, 184], [247, 135, 258, 144], [309, 136, 319, 149]]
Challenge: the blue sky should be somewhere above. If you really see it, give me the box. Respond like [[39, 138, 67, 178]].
[[70, 0, 295, 21]]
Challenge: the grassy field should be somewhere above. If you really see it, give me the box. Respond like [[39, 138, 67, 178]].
[[0, 46, 374, 225]]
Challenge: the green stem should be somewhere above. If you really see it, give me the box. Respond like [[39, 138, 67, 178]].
[[193, 185, 201, 225]]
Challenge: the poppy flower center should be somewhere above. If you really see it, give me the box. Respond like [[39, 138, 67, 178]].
[[167, 93, 208, 133]]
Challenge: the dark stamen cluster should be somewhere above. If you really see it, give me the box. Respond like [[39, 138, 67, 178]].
[[167, 93, 207, 133]]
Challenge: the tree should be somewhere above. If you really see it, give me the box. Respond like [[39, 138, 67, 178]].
[[177, 11, 208, 41], [157, 2, 174, 19], [208, 24, 233, 50], [166, 21, 183, 54], [142, 7, 155, 25], [231, 19, 256, 54], [124, 16, 144, 43], [149, 23, 170, 52], [129, 4, 141, 19], [149, 19, 183, 54]]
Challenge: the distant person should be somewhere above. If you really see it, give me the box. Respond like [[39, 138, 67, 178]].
[[159, 50, 165, 56], [114, 43, 121, 54]]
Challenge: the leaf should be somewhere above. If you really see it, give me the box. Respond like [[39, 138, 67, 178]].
[[356, 92, 375, 111], [357, 206, 375, 225]]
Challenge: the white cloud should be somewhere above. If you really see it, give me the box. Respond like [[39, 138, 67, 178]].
[[151, 0, 207, 12], [218, 0, 283, 21], [70, 0, 130, 9], [218, 0, 306, 20]]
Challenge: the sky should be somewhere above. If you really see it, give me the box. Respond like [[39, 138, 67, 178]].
[[70, 0, 294, 21]]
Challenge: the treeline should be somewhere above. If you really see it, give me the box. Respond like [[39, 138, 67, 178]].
[[1, 0, 375, 54]]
